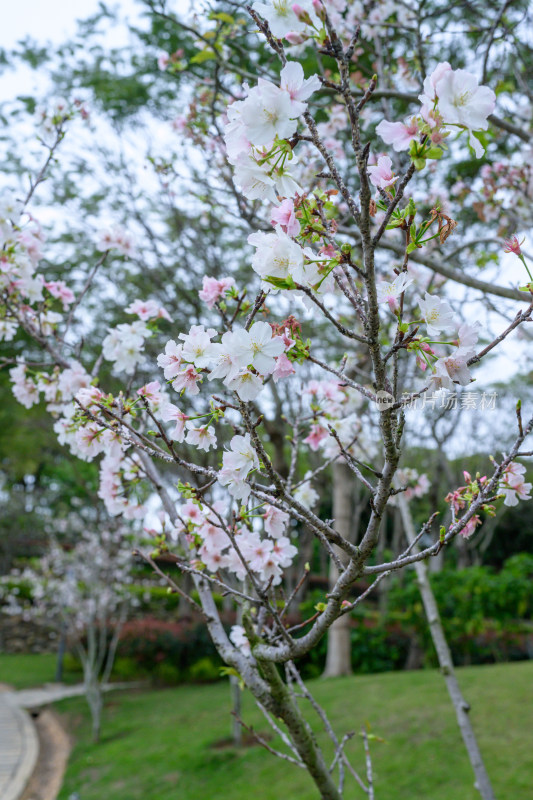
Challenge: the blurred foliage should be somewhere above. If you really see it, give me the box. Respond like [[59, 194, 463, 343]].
[[298, 554, 533, 678]]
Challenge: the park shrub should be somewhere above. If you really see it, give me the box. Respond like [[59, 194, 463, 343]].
[[297, 554, 533, 677], [116, 616, 223, 682]]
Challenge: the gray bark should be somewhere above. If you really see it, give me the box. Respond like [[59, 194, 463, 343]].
[[323, 462, 353, 677], [85, 677, 103, 743], [398, 495, 496, 800], [260, 659, 343, 800], [230, 674, 242, 747]]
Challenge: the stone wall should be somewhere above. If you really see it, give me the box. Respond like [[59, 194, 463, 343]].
[[0, 616, 58, 654]]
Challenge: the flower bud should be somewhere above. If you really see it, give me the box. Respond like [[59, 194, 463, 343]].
[[312, 0, 326, 21], [285, 32, 307, 44], [292, 4, 313, 24]]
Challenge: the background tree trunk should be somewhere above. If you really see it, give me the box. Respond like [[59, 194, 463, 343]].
[[323, 462, 353, 678], [398, 495, 496, 800]]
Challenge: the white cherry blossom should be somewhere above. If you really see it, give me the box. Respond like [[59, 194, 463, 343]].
[[185, 422, 217, 452], [179, 325, 217, 368], [377, 273, 413, 312], [248, 321, 285, 374], [264, 504, 290, 538], [418, 292, 456, 337], [226, 369, 264, 401], [251, 0, 316, 39], [240, 80, 296, 146], [280, 61, 321, 116]]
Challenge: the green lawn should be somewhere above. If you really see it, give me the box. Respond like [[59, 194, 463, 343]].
[[0, 652, 79, 689], [38, 660, 531, 800], [1, 655, 530, 798]]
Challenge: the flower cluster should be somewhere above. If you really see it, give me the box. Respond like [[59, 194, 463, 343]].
[[97, 226, 136, 257], [377, 62, 496, 159], [157, 320, 291, 405], [500, 462, 532, 507], [392, 468, 430, 503], [224, 61, 320, 203], [406, 295, 481, 390], [170, 493, 297, 587], [302, 379, 364, 460]]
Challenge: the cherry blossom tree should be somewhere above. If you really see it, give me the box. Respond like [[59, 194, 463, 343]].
[[2, 1, 533, 797], [1, 528, 139, 742]]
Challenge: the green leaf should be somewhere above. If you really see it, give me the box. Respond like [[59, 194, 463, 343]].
[[190, 50, 217, 64], [209, 11, 234, 23], [265, 275, 296, 290]]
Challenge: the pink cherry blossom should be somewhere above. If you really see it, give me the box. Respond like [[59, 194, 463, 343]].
[[271, 536, 298, 568], [45, 280, 75, 308], [125, 299, 171, 321], [503, 235, 525, 255], [500, 462, 532, 507], [304, 424, 329, 451], [160, 402, 188, 442], [272, 353, 296, 382], [264, 505, 290, 538], [198, 276, 236, 309], [430, 354, 472, 390], [157, 340, 184, 380], [367, 156, 398, 189], [137, 380, 163, 406], [375, 118, 419, 152], [271, 199, 300, 237], [172, 364, 201, 395], [10, 363, 39, 408]]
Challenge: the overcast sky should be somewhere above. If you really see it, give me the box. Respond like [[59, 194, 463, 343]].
[[0, 0, 109, 48]]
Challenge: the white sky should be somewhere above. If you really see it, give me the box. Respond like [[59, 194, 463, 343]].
[[0, 0, 104, 47], [0, 1, 136, 101], [0, 0, 192, 100]]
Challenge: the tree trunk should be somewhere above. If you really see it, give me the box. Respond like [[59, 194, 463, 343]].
[[230, 674, 242, 747], [323, 462, 353, 677], [55, 621, 67, 682], [261, 660, 343, 800], [85, 675, 103, 744], [398, 495, 496, 800]]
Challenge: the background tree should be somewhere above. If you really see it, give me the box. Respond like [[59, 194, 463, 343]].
[[1, 2, 533, 798]]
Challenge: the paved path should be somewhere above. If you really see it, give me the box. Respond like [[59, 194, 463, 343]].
[[0, 683, 90, 800], [0, 681, 142, 800], [0, 690, 39, 800]]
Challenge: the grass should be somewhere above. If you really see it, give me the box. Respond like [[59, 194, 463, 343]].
[[0, 652, 79, 689], [1, 655, 530, 797], [37, 660, 532, 800]]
